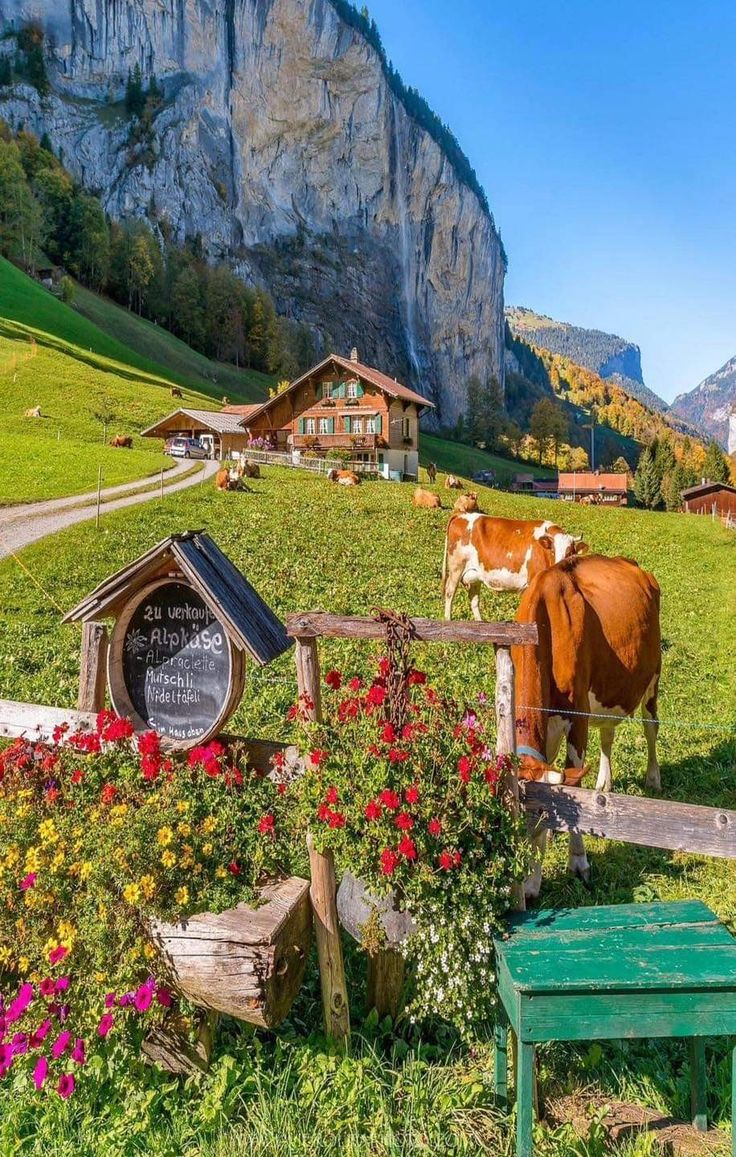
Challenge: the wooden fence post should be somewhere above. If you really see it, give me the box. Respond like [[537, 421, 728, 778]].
[[78, 621, 109, 712], [294, 633, 350, 1043], [495, 645, 525, 913], [366, 949, 404, 1022]]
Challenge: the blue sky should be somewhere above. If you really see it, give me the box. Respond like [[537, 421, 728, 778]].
[[366, 0, 735, 402]]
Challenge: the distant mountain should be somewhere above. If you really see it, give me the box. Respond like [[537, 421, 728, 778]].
[[671, 356, 736, 451], [505, 306, 669, 416]]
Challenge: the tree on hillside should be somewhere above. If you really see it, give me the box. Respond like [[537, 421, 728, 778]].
[[0, 140, 43, 270], [702, 441, 730, 484], [125, 64, 146, 118], [566, 446, 590, 471], [171, 266, 205, 348], [465, 376, 484, 445], [530, 398, 567, 465], [65, 195, 110, 289], [660, 463, 693, 512], [634, 446, 661, 509], [612, 455, 632, 475]]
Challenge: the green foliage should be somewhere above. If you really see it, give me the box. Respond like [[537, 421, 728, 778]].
[[529, 397, 567, 465], [464, 374, 505, 451], [58, 275, 75, 304], [13, 22, 49, 96], [124, 64, 146, 119], [633, 445, 661, 509], [703, 441, 730, 484]]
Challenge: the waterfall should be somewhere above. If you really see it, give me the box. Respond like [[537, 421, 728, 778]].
[[392, 104, 420, 379]]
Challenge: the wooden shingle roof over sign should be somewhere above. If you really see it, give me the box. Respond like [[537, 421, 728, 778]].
[[64, 532, 292, 667]]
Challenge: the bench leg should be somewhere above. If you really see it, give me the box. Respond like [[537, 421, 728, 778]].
[[493, 1010, 508, 1111], [689, 1037, 707, 1133], [517, 1041, 535, 1157]]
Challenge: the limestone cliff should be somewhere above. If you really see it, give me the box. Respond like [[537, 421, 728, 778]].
[[0, 0, 506, 424]]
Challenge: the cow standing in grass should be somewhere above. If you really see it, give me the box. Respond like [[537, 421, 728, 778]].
[[442, 514, 587, 620], [512, 554, 662, 898]]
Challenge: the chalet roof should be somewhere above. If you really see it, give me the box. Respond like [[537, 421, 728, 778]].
[[221, 404, 266, 422], [63, 532, 292, 666], [681, 480, 736, 499], [238, 355, 436, 426], [140, 408, 247, 437], [558, 472, 628, 492]]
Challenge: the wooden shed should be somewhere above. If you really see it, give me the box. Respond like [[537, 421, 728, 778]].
[[681, 481, 736, 517]]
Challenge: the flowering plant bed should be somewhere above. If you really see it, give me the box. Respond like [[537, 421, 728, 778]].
[[282, 660, 529, 1033], [0, 711, 292, 1094]]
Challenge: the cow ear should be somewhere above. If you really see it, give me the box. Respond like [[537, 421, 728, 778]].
[[562, 766, 588, 787], [574, 540, 589, 555], [537, 535, 553, 551]]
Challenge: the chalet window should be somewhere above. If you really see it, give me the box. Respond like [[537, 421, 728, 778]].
[[347, 380, 359, 399], [366, 417, 375, 434], [323, 383, 333, 400], [319, 417, 332, 435], [351, 417, 363, 434], [305, 418, 316, 435]]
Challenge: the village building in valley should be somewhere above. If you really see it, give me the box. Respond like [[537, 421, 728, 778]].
[[141, 351, 435, 479]]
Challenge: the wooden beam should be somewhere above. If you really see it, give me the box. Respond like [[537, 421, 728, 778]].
[[287, 613, 537, 647], [522, 782, 736, 860], [495, 645, 525, 913], [77, 621, 109, 713], [308, 834, 350, 1043]]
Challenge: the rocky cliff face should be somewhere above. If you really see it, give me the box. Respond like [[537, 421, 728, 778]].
[[0, 0, 506, 424], [671, 356, 736, 450]]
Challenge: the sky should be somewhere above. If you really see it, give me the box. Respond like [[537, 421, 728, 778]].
[[365, 0, 736, 403]]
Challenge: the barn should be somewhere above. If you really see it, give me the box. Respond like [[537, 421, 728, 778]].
[[140, 408, 259, 459], [558, 472, 629, 506], [681, 480, 736, 517]]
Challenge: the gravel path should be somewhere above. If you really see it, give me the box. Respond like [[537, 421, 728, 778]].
[[0, 459, 219, 560]]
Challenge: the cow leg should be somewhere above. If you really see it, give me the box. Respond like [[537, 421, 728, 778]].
[[467, 582, 484, 622], [566, 720, 591, 884], [443, 557, 465, 621], [524, 829, 548, 903], [642, 679, 661, 791], [595, 725, 616, 793]]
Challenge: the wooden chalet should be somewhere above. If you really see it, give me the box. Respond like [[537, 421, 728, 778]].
[[681, 480, 736, 518], [558, 472, 629, 506], [226, 350, 435, 479]]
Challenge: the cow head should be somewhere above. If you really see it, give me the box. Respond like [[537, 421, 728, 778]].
[[537, 533, 589, 564]]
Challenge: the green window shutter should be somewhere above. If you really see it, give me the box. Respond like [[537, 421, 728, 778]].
[[337, 381, 346, 399], [328, 417, 335, 434], [344, 416, 351, 434], [298, 417, 305, 434], [374, 414, 382, 435], [315, 384, 323, 401], [354, 380, 364, 397]]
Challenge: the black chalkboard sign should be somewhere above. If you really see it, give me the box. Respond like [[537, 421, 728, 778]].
[[110, 581, 235, 745]]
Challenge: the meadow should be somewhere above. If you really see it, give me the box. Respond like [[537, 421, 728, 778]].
[[0, 463, 734, 1155]]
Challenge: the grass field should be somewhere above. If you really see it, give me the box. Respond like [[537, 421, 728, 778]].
[[421, 433, 547, 486], [0, 463, 733, 1154]]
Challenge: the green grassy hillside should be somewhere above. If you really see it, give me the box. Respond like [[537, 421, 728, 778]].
[[0, 259, 273, 503], [421, 433, 547, 485], [0, 466, 733, 1153]]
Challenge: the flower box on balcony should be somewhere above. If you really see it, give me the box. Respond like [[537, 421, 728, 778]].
[[345, 398, 360, 407]]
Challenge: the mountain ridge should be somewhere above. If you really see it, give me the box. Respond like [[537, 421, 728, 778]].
[[671, 356, 736, 450]]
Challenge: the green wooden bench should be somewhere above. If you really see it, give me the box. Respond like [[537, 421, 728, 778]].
[[493, 901, 736, 1156]]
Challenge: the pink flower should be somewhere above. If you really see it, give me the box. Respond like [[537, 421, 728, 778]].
[[133, 985, 153, 1013], [19, 872, 37, 891], [33, 1056, 48, 1090], [97, 1013, 114, 1038], [7, 982, 34, 1023], [11, 1032, 28, 1056], [30, 1019, 52, 1047], [71, 1038, 86, 1065], [104, 993, 117, 1008], [57, 1073, 75, 1099], [39, 978, 56, 998], [55, 977, 69, 993], [49, 945, 68, 965], [155, 987, 173, 1008], [51, 1031, 71, 1059]]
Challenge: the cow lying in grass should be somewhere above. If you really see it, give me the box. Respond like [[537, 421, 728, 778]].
[[413, 487, 441, 509], [327, 469, 360, 486], [512, 554, 662, 898], [110, 435, 133, 449], [442, 514, 587, 619]]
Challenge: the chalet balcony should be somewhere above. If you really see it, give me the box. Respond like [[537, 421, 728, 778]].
[[293, 433, 378, 452]]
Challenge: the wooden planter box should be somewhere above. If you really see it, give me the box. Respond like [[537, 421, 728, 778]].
[[149, 877, 312, 1029]]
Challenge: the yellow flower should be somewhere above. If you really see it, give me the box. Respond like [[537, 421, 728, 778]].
[[0, 946, 12, 967], [215, 866, 227, 880], [160, 850, 176, 869], [57, 920, 76, 945], [177, 822, 192, 838], [50, 850, 65, 872], [94, 972, 107, 984], [176, 801, 190, 814], [201, 842, 214, 857], [193, 863, 203, 876], [123, 882, 141, 905], [24, 847, 42, 874], [79, 862, 92, 881], [139, 875, 156, 900], [144, 942, 156, 960], [201, 817, 217, 835], [110, 804, 129, 818], [5, 845, 20, 867], [157, 826, 174, 847], [38, 819, 58, 845], [18, 955, 29, 972], [175, 886, 189, 907], [16, 803, 30, 819]]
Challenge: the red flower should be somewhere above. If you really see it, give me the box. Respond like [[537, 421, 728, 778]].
[[484, 766, 499, 790], [325, 670, 342, 690], [327, 811, 346, 829], [310, 749, 328, 768], [379, 789, 400, 811], [457, 756, 473, 783], [438, 850, 455, 871], [138, 731, 160, 757], [380, 723, 396, 744], [380, 848, 400, 876], [388, 747, 410, 764], [364, 799, 383, 821], [338, 699, 360, 722], [407, 670, 427, 685], [140, 755, 160, 782], [277, 783, 287, 796], [348, 677, 363, 692], [325, 786, 339, 804], [398, 835, 417, 861], [317, 803, 332, 822], [367, 743, 382, 758], [453, 850, 462, 866], [271, 750, 286, 770], [401, 724, 415, 742], [97, 713, 134, 743], [224, 767, 243, 788], [404, 785, 420, 805], [395, 812, 414, 831], [366, 684, 387, 707], [45, 787, 60, 804], [228, 861, 241, 876], [100, 784, 118, 805], [428, 818, 443, 837], [52, 724, 69, 744], [378, 657, 391, 678], [258, 814, 276, 836], [70, 769, 84, 785]]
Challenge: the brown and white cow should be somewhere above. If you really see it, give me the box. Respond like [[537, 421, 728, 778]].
[[327, 469, 361, 487], [512, 554, 661, 897], [442, 514, 587, 620], [413, 487, 442, 509]]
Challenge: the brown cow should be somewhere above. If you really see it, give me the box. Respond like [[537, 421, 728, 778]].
[[443, 514, 587, 620], [241, 460, 261, 479], [171, 387, 183, 399], [512, 554, 661, 897], [453, 492, 479, 514], [445, 474, 463, 490], [413, 487, 442, 509], [110, 435, 133, 449], [327, 469, 361, 487], [215, 469, 231, 492], [427, 463, 438, 484]]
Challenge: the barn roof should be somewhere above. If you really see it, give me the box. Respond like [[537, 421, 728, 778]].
[[681, 480, 736, 499], [140, 408, 248, 437], [63, 532, 292, 666], [558, 472, 628, 492]]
